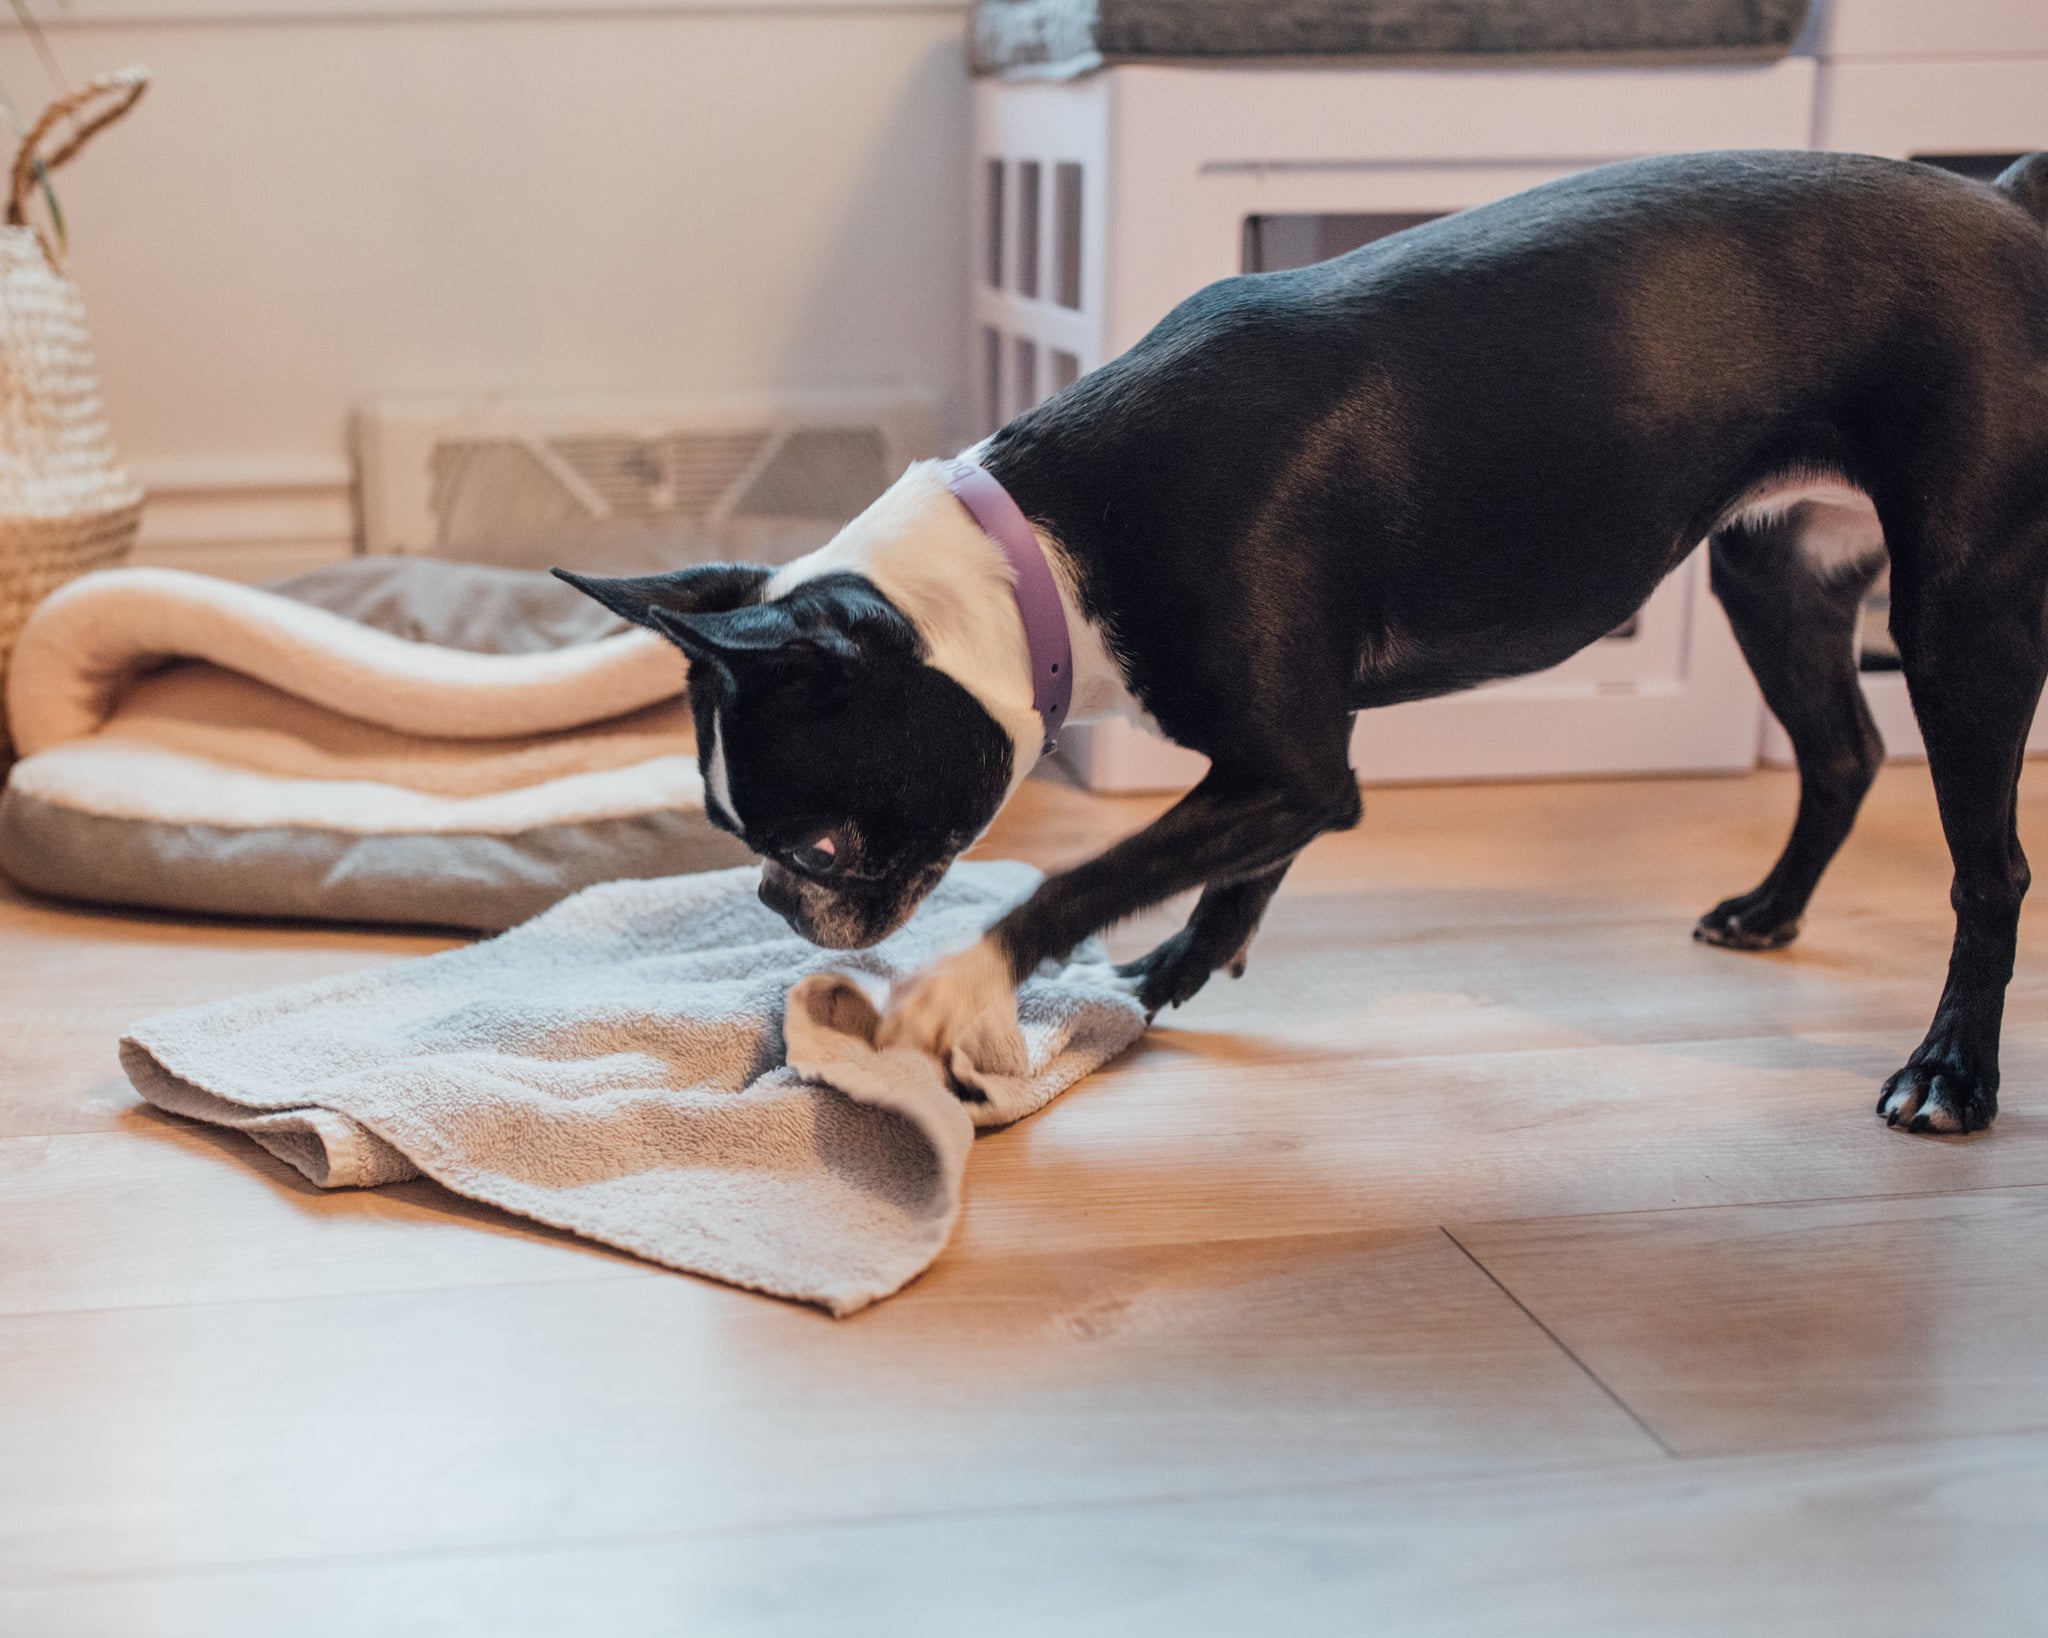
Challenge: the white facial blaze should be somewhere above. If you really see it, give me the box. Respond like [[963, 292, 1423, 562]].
[[704, 708, 740, 832]]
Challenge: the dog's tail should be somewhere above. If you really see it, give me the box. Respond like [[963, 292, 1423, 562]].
[[1994, 153, 2048, 227]]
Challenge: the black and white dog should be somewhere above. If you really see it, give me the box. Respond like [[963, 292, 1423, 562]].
[[562, 149, 2048, 1136]]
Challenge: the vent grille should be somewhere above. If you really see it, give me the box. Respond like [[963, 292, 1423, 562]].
[[545, 430, 773, 520], [418, 425, 898, 574], [732, 428, 890, 519], [358, 393, 940, 574]]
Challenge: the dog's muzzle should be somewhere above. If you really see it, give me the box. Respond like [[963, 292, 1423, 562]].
[[757, 863, 890, 950], [757, 860, 942, 951]]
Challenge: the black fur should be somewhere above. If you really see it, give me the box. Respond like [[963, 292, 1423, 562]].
[[553, 564, 1013, 948], [985, 148, 2048, 1134], [566, 149, 2048, 1134]]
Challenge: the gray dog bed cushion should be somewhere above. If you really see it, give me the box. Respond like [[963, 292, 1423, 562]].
[[0, 558, 754, 929], [971, 0, 1813, 76], [270, 557, 633, 654]]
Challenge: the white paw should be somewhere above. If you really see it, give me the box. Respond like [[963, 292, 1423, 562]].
[[877, 937, 1016, 1061], [1878, 1079, 1962, 1131]]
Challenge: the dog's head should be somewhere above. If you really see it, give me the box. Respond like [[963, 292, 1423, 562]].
[[555, 562, 1015, 948]]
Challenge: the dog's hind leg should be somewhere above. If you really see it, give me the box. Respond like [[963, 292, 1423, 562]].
[[1117, 859, 1293, 1016], [1875, 515, 2048, 1134], [1696, 505, 1887, 949]]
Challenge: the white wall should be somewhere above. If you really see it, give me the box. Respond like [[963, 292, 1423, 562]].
[[0, 1, 972, 575], [1812, 0, 2048, 163], [9, 1, 2042, 579]]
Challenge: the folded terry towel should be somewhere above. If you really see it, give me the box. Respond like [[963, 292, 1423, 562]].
[[120, 860, 1147, 1314]]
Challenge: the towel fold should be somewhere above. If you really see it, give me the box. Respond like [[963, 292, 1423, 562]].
[[120, 860, 1146, 1314]]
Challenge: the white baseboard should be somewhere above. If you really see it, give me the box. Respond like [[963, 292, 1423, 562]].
[[127, 455, 357, 585], [1054, 718, 1209, 793], [1061, 685, 1768, 795]]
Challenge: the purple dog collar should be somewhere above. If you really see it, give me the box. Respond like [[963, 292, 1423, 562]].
[[941, 458, 1074, 754]]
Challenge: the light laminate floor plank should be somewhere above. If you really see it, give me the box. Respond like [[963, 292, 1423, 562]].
[[0, 1115, 650, 1319], [1453, 1184, 2048, 1456], [7, 761, 2048, 1628], [955, 1023, 2048, 1257], [0, 1227, 1655, 1581], [10, 1015, 2044, 1319], [12, 765, 2045, 1320], [0, 890, 453, 1141], [8, 1430, 2045, 1638]]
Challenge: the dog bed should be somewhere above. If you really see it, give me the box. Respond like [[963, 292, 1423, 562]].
[[0, 558, 753, 929], [971, 0, 1813, 76]]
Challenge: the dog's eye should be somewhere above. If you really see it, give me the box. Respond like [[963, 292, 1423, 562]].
[[788, 835, 839, 876]]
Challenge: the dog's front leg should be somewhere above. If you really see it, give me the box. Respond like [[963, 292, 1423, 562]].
[[877, 768, 1360, 1058], [1115, 860, 1295, 1017]]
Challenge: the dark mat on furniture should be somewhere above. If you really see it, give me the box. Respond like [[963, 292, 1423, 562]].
[[972, 0, 1813, 76]]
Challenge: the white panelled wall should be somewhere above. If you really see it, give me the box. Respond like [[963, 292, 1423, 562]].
[[0, 0, 971, 579], [6, 0, 2047, 779]]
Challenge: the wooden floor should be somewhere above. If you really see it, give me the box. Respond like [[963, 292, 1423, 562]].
[[5, 763, 2048, 1635]]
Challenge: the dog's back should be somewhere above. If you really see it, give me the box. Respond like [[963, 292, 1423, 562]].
[[989, 151, 2048, 725], [1996, 152, 2048, 228]]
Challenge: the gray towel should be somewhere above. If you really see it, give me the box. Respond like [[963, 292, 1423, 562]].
[[119, 861, 1147, 1314]]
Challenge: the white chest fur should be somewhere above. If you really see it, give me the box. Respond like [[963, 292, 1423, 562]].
[[769, 460, 1142, 791], [1718, 475, 1886, 576]]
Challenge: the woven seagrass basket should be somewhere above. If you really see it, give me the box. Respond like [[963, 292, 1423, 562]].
[[0, 67, 149, 761]]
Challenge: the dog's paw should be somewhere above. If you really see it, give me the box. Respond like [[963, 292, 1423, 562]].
[[1878, 1055, 1998, 1135], [877, 937, 1016, 1062], [1693, 889, 1801, 951], [1116, 928, 1222, 1017]]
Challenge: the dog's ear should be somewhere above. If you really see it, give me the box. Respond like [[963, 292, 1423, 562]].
[[654, 603, 862, 679], [659, 578, 919, 714], [550, 563, 771, 629]]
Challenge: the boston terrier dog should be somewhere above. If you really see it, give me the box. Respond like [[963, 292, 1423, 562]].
[[561, 149, 2048, 1136]]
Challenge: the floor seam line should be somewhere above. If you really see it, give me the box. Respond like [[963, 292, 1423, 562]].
[[1440, 1174, 2048, 1229], [1439, 1223, 1677, 1459]]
